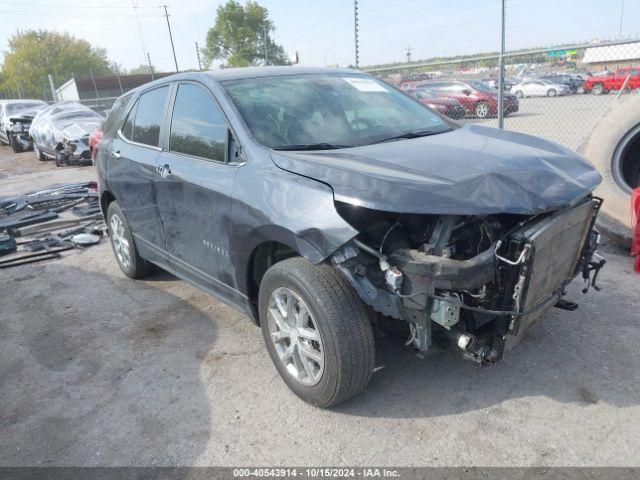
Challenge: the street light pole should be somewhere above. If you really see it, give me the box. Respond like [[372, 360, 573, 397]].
[[497, 0, 506, 129], [354, 0, 359, 68]]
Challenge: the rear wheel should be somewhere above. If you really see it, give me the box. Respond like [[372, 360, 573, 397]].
[[106, 201, 156, 279], [547, 88, 557, 97], [592, 83, 605, 95], [514, 90, 523, 98], [259, 257, 375, 408], [474, 101, 490, 118]]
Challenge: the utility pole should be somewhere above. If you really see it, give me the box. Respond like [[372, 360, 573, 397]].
[[354, 0, 359, 69], [48, 74, 57, 101], [163, 5, 179, 72], [147, 52, 155, 80], [195, 41, 203, 70], [131, 0, 147, 68], [497, 0, 506, 129], [619, 0, 625, 37], [406, 46, 412, 64]]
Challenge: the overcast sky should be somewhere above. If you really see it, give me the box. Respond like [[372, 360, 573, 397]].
[[0, 0, 639, 73]]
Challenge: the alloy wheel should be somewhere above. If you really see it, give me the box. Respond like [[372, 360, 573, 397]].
[[110, 213, 131, 270], [267, 287, 324, 386], [475, 102, 489, 118]]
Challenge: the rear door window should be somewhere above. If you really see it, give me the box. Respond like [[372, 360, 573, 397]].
[[123, 86, 169, 147], [168, 83, 228, 162]]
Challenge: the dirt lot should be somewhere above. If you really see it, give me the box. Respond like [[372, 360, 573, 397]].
[[1, 137, 639, 467]]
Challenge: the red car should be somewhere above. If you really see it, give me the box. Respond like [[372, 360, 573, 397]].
[[417, 80, 519, 118], [89, 127, 103, 162], [584, 67, 640, 95], [404, 88, 467, 119]]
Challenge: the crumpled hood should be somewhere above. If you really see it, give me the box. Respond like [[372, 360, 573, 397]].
[[9, 106, 42, 122], [269, 124, 602, 215]]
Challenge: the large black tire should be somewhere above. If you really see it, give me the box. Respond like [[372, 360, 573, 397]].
[[258, 257, 375, 408], [547, 88, 557, 97], [579, 95, 640, 245], [54, 150, 66, 167], [106, 201, 156, 279], [9, 134, 23, 153], [592, 83, 606, 95]]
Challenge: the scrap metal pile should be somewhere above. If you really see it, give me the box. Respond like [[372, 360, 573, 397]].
[[0, 182, 105, 269]]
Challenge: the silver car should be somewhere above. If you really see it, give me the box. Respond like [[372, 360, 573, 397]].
[[0, 99, 47, 151], [510, 80, 571, 98]]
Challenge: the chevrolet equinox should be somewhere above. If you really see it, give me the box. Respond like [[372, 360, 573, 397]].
[[96, 67, 605, 408]]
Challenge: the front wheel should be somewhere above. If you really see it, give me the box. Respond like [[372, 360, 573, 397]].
[[547, 88, 557, 97], [474, 101, 490, 118], [514, 90, 523, 98], [259, 257, 375, 408], [9, 134, 23, 153], [592, 83, 605, 95], [54, 150, 66, 167]]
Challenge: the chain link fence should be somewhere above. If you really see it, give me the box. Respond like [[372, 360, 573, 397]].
[[367, 39, 640, 152]]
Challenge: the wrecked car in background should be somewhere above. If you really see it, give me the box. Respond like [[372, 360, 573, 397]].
[[96, 67, 605, 408], [0, 99, 47, 153], [29, 101, 103, 166]]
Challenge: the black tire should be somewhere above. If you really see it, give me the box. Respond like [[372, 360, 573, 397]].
[[106, 201, 156, 279], [547, 88, 557, 97], [259, 257, 375, 408], [9, 134, 23, 153], [474, 101, 490, 119], [579, 95, 640, 245], [592, 83, 605, 95], [515, 90, 523, 98], [54, 150, 66, 167]]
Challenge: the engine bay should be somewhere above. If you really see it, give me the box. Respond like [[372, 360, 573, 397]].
[[332, 197, 605, 363]]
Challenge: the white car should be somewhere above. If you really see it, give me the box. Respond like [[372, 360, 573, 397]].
[[510, 80, 571, 98], [0, 99, 47, 150]]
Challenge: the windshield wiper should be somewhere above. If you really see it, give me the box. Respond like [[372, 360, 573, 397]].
[[369, 129, 445, 145], [273, 143, 352, 151]]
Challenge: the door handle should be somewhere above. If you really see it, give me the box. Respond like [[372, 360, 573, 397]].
[[155, 163, 172, 178], [111, 150, 121, 159]]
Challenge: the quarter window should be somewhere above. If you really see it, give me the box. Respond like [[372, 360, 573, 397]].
[[122, 86, 169, 147], [169, 83, 228, 162]]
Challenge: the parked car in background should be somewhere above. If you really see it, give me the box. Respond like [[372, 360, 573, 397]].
[[420, 79, 519, 118], [539, 74, 582, 93], [96, 67, 604, 407], [510, 79, 571, 97], [583, 67, 640, 95], [30, 101, 103, 166], [481, 77, 517, 91], [404, 87, 467, 119], [0, 99, 47, 152]]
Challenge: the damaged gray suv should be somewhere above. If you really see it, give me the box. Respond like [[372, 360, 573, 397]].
[[96, 67, 605, 407]]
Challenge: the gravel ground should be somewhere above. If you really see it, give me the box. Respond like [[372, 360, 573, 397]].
[[1, 105, 639, 467]]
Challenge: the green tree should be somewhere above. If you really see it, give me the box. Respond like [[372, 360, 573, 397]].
[[202, 0, 290, 68], [0, 30, 114, 99]]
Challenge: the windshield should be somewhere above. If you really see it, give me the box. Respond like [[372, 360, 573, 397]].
[[222, 74, 451, 149], [6, 101, 45, 114]]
